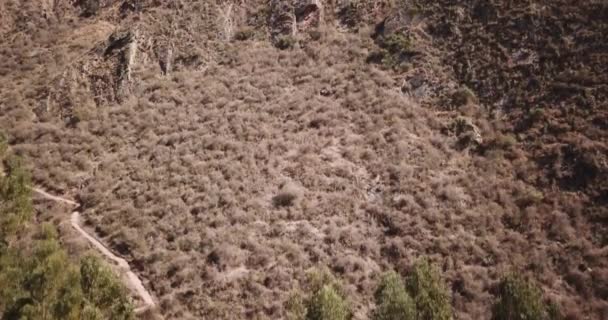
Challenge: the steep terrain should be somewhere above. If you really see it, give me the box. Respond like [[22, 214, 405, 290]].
[[1, 1, 606, 319]]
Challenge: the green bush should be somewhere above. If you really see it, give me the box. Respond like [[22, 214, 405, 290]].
[[528, 108, 546, 122], [492, 274, 545, 320], [374, 271, 415, 320], [493, 134, 517, 149], [0, 132, 7, 157], [80, 256, 134, 320], [406, 260, 452, 320], [382, 34, 412, 56], [452, 86, 478, 107], [275, 35, 297, 50], [307, 285, 350, 320], [234, 28, 256, 41], [286, 269, 351, 320], [0, 155, 32, 243], [368, 33, 413, 69]]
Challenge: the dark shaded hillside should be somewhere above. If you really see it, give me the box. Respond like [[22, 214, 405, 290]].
[[406, 0, 608, 245]]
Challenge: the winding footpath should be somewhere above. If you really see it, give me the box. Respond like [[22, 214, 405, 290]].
[[31, 187, 156, 314]]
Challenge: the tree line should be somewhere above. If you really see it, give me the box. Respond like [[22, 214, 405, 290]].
[[0, 133, 134, 320]]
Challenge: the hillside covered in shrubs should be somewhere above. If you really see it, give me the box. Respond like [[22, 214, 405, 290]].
[[0, 0, 606, 319]]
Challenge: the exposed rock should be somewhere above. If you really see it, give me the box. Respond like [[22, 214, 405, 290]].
[[44, 29, 138, 123], [335, 1, 361, 30], [451, 116, 483, 148], [119, 0, 143, 17], [159, 45, 173, 76], [374, 8, 411, 37], [269, 0, 323, 46], [294, 0, 323, 31], [269, 0, 295, 41]]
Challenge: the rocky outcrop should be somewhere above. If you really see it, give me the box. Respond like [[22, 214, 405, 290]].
[[452, 116, 483, 147], [44, 29, 138, 124], [269, 0, 323, 45], [294, 0, 323, 31], [269, 0, 296, 41]]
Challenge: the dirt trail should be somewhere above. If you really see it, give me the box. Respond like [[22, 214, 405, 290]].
[[31, 187, 156, 314]]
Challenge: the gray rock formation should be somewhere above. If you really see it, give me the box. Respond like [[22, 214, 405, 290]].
[[44, 29, 138, 124], [269, 0, 323, 46]]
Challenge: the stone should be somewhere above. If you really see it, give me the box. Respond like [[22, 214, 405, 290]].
[[269, 0, 323, 46]]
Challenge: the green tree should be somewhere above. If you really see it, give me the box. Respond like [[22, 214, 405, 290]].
[[306, 285, 350, 320], [406, 260, 452, 320], [0, 133, 7, 157], [1, 224, 81, 320], [0, 155, 32, 245], [286, 269, 351, 320], [492, 274, 546, 320], [374, 271, 415, 320], [0, 224, 134, 320], [0, 146, 133, 320], [80, 256, 133, 320], [286, 290, 307, 320]]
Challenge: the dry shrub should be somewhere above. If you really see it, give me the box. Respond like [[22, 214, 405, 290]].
[[273, 192, 298, 207], [1, 3, 605, 318]]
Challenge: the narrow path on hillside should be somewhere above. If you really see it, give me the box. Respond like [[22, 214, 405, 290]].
[[31, 187, 156, 315]]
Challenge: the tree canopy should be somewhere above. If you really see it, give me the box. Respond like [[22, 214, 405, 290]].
[[0, 141, 133, 320]]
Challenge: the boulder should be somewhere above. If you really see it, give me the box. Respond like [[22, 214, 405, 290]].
[[269, 0, 323, 45], [294, 0, 323, 31], [452, 117, 483, 147]]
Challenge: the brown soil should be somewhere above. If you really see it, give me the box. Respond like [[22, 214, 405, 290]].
[[1, 1, 607, 319]]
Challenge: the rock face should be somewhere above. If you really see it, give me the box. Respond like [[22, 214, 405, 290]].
[[269, 0, 296, 41], [294, 0, 323, 31], [452, 117, 483, 147], [44, 29, 138, 123], [269, 0, 322, 44]]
